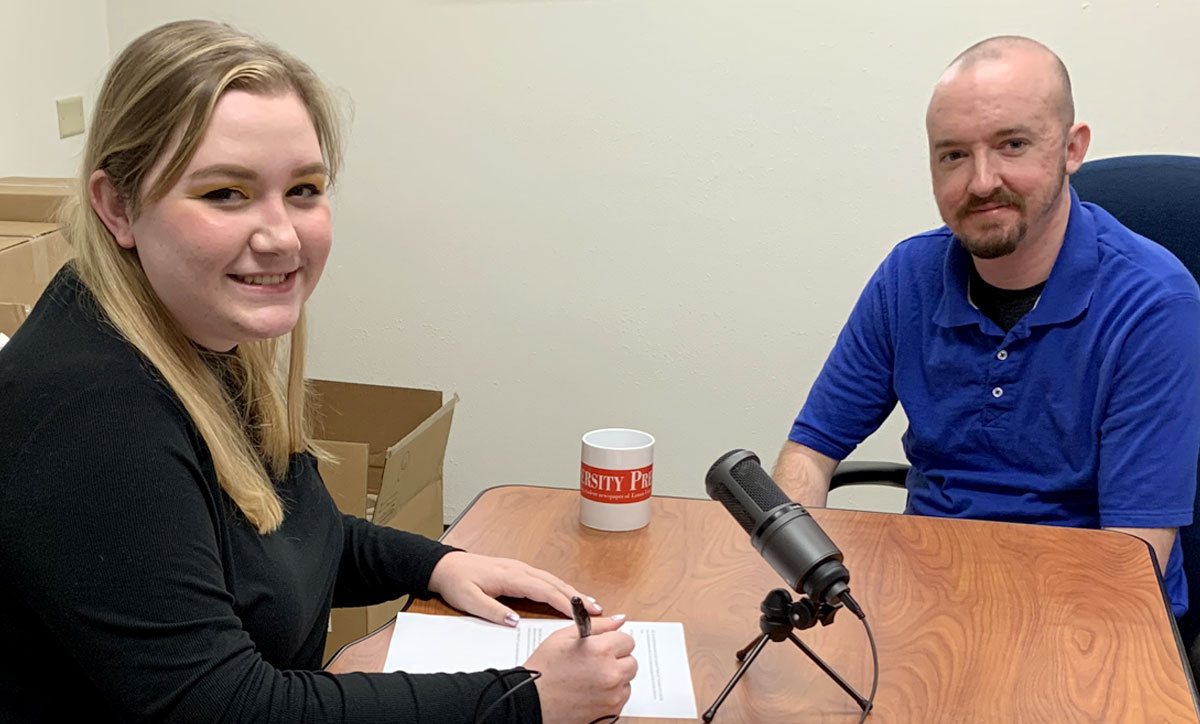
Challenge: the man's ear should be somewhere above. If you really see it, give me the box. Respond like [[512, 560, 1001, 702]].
[[88, 170, 136, 249], [1064, 122, 1091, 175]]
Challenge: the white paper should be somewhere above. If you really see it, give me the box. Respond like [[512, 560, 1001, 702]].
[[384, 612, 699, 719], [0, 333, 9, 350]]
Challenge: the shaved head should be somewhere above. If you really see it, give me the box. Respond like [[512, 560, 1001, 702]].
[[924, 36, 1090, 266], [941, 36, 1074, 128]]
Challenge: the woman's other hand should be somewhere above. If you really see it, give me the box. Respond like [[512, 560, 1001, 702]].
[[427, 551, 604, 626]]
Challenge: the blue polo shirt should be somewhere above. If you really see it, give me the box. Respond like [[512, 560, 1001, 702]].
[[790, 189, 1200, 616]]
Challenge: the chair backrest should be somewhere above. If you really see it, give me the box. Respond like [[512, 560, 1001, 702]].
[[1071, 154, 1200, 643]]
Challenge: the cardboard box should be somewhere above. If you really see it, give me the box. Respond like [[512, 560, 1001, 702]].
[[0, 177, 74, 312], [310, 379, 459, 661], [0, 177, 74, 222], [0, 302, 29, 339]]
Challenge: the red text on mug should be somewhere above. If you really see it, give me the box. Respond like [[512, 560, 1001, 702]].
[[579, 463, 653, 504]]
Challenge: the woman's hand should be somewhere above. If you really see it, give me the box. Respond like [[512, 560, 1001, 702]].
[[526, 615, 637, 724], [427, 551, 603, 626]]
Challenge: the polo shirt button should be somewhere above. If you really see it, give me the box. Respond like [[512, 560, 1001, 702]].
[[992, 386, 1004, 398], [997, 349, 1009, 360]]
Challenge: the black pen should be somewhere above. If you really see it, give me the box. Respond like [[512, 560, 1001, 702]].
[[570, 595, 591, 638], [573, 596, 622, 722]]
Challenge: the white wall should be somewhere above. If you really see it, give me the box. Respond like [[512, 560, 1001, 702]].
[[102, 1, 1200, 520], [1, 0, 109, 178]]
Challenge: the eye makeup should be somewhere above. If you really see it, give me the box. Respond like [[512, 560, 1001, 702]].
[[291, 174, 327, 194], [189, 183, 251, 201]]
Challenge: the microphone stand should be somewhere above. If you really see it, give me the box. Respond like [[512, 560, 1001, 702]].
[[702, 588, 871, 722]]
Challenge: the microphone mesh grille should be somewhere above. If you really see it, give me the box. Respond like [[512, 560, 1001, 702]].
[[705, 450, 756, 533], [729, 457, 791, 513], [709, 485, 756, 532]]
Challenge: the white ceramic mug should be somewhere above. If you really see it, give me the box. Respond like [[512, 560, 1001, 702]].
[[579, 428, 654, 531]]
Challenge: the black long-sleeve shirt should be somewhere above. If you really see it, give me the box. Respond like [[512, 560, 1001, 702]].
[[0, 267, 541, 723]]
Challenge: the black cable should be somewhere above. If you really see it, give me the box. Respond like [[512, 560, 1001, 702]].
[[472, 668, 541, 724], [854, 609, 883, 724], [840, 593, 878, 720], [841, 590, 866, 620]]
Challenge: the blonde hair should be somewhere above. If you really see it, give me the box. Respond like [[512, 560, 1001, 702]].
[[61, 19, 343, 533]]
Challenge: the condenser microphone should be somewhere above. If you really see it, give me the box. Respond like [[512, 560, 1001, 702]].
[[705, 449, 854, 609]]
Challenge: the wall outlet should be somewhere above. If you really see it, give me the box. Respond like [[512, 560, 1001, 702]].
[[56, 96, 85, 139]]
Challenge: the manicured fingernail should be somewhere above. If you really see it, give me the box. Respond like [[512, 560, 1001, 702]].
[[611, 614, 626, 622], [590, 599, 603, 612], [505, 613, 520, 627]]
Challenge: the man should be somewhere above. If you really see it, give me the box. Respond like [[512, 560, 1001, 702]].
[[774, 36, 1200, 616]]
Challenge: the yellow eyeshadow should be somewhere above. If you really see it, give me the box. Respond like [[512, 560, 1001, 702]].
[[294, 174, 327, 192], [188, 184, 250, 198]]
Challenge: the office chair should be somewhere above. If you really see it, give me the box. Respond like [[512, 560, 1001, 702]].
[[827, 154, 1200, 667]]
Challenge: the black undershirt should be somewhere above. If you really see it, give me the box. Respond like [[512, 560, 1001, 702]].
[[968, 262, 1047, 332]]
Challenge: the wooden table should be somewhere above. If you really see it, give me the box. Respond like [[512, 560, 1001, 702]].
[[328, 485, 1199, 723]]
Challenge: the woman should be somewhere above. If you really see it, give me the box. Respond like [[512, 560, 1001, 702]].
[[0, 19, 635, 723]]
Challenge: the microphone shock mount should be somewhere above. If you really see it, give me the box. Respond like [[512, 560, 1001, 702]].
[[702, 588, 871, 722]]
